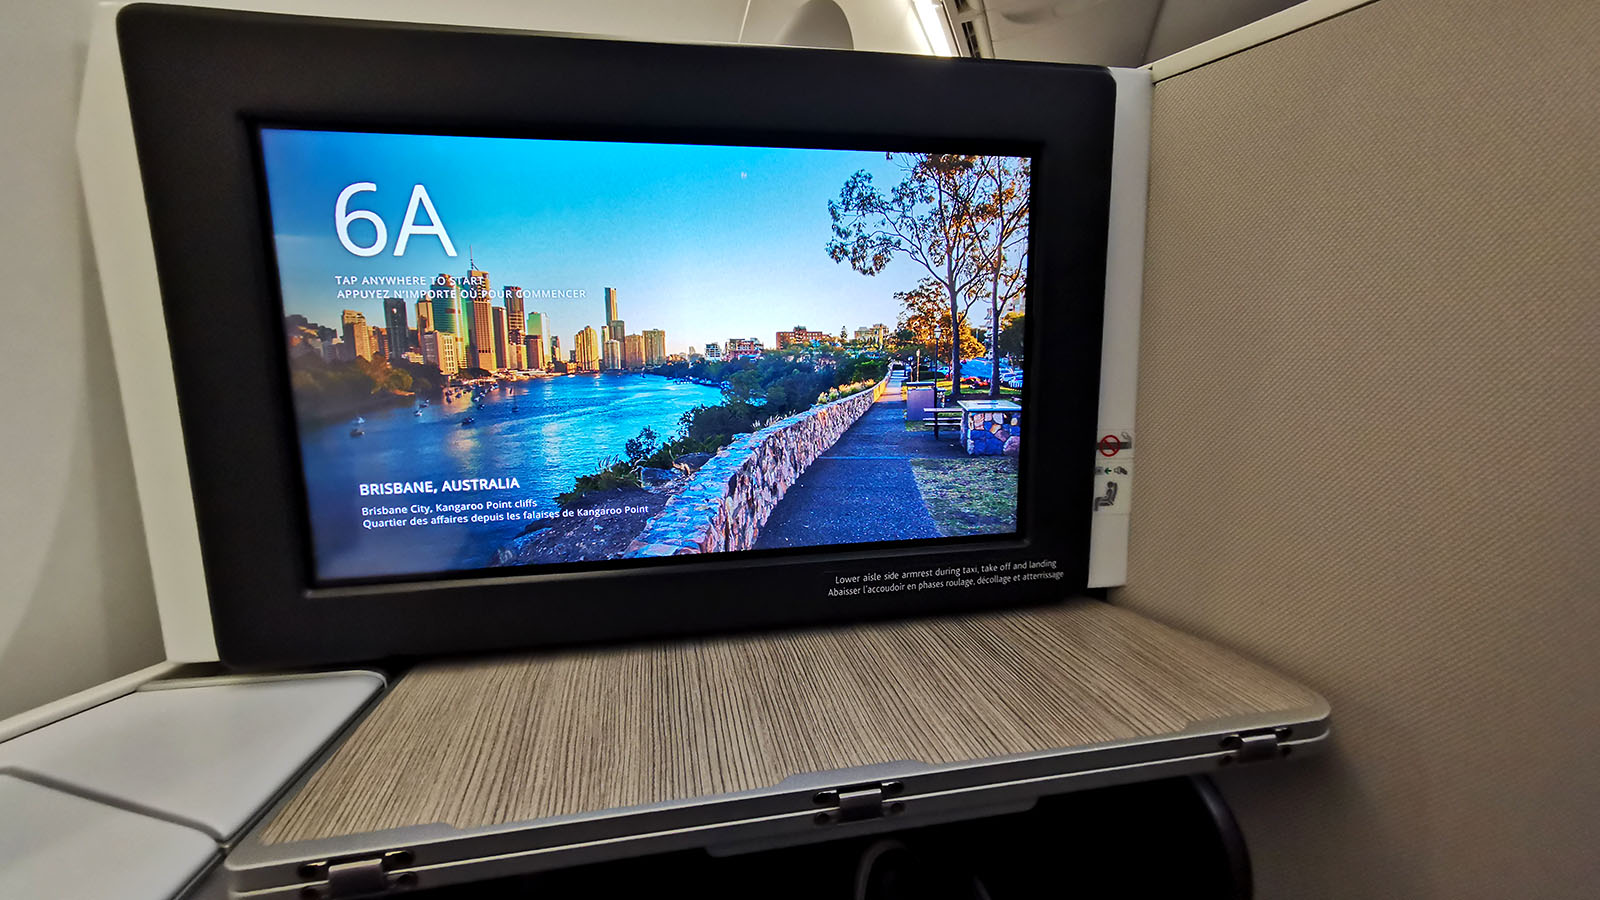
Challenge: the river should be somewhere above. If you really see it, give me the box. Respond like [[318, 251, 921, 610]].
[[297, 373, 724, 581]]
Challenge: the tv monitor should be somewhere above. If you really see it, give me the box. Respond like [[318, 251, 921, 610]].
[[114, 4, 1116, 666]]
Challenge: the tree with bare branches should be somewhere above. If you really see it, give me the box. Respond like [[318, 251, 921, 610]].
[[827, 153, 1031, 401], [966, 156, 1030, 398], [827, 153, 989, 400]]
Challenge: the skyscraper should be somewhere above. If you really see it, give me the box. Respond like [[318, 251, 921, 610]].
[[550, 334, 561, 365], [523, 311, 547, 370], [524, 312, 545, 358], [603, 338, 622, 371], [574, 327, 600, 372], [623, 333, 644, 370], [421, 330, 459, 376], [602, 287, 618, 325], [472, 300, 496, 370], [524, 334, 546, 370], [525, 311, 548, 346], [491, 307, 510, 372], [429, 274, 460, 337], [415, 298, 433, 334], [503, 286, 525, 334], [382, 297, 410, 360], [503, 286, 526, 369], [642, 329, 666, 367], [600, 286, 626, 344], [462, 263, 492, 369], [341, 310, 374, 361]]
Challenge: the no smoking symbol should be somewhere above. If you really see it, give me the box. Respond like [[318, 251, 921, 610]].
[[1098, 434, 1122, 457]]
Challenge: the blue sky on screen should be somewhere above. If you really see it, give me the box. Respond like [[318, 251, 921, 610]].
[[258, 129, 966, 355]]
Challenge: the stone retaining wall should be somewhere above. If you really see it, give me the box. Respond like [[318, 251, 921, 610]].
[[964, 409, 1022, 456], [624, 378, 888, 557]]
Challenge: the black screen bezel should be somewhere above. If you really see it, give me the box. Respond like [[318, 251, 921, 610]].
[[116, 3, 1116, 667]]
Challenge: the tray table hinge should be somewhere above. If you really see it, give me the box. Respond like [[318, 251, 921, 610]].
[[1220, 727, 1294, 764], [297, 849, 416, 898], [812, 780, 905, 825]]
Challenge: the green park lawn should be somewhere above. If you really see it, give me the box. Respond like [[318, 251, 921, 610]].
[[930, 379, 1022, 400], [909, 457, 1019, 537]]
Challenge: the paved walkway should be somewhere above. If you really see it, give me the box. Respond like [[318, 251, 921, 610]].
[[753, 375, 967, 550]]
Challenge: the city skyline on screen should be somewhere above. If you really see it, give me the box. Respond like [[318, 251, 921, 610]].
[[259, 129, 945, 354]]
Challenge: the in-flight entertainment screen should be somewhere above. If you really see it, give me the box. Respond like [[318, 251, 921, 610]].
[[257, 128, 1032, 583]]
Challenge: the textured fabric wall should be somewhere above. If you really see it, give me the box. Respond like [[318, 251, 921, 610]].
[[1120, 1, 1599, 897]]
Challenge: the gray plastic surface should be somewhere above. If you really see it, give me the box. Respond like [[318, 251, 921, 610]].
[[0, 774, 217, 900], [0, 672, 382, 842], [228, 709, 1329, 897]]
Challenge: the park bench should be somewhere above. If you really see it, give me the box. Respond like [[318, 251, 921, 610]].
[[927, 406, 963, 439]]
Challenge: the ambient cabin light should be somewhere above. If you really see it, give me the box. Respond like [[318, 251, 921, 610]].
[[912, 0, 957, 57]]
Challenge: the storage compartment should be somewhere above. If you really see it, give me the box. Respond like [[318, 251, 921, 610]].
[[408, 777, 1250, 899]]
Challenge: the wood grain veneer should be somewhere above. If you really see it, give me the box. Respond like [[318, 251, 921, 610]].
[[262, 599, 1322, 843]]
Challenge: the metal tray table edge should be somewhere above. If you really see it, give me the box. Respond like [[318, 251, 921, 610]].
[[226, 695, 1329, 898]]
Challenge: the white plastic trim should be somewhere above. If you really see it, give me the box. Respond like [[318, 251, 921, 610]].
[[1146, 0, 1378, 81], [78, 4, 219, 661], [137, 669, 388, 692], [0, 661, 182, 744], [1086, 67, 1150, 589]]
